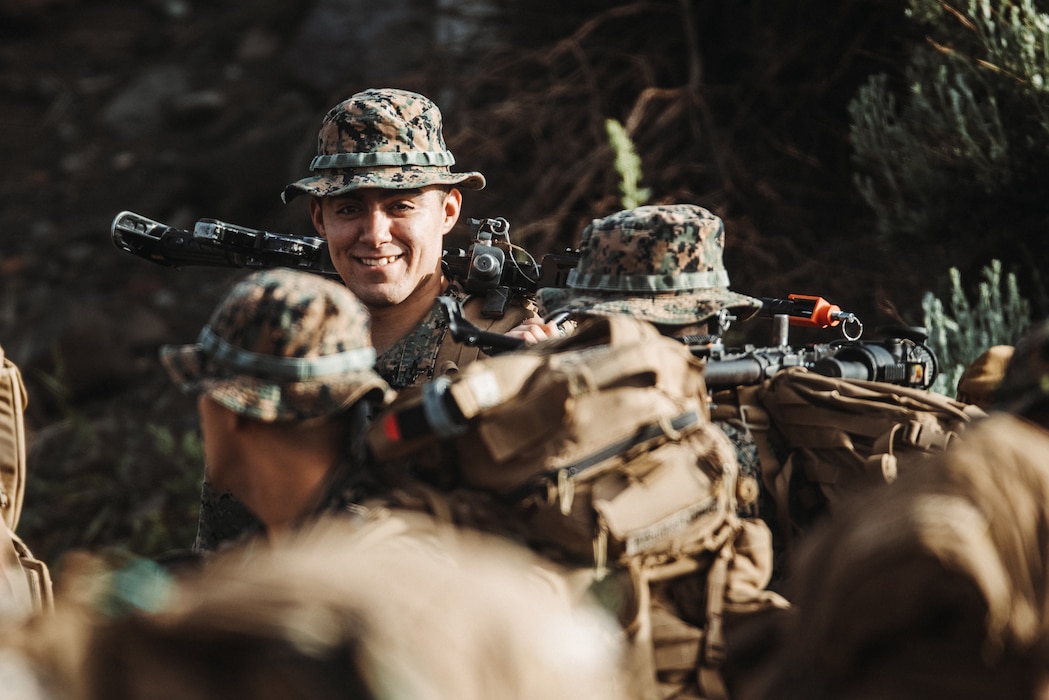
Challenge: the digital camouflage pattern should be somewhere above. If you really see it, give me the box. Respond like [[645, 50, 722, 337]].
[[374, 285, 464, 390], [374, 281, 532, 390], [994, 320, 1049, 415], [161, 268, 390, 422], [282, 88, 485, 202], [193, 481, 264, 552], [537, 204, 762, 326]]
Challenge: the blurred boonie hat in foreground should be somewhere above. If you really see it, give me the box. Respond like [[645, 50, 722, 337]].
[[161, 268, 389, 422]]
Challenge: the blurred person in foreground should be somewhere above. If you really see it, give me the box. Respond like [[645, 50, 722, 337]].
[[1, 516, 626, 700], [746, 404, 1049, 700], [161, 268, 391, 547]]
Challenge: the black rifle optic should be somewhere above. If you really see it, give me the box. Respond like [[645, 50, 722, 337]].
[[439, 293, 938, 390], [441, 217, 579, 318], [110, 212, 581, 317], [693, 294, 937, 390]]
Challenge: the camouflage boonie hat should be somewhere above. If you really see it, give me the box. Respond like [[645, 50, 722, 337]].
[[537, 204, 762, 326], [161, 269, 390, 422], [993, 321, 1049, 415], [282, 88, 485, 202]]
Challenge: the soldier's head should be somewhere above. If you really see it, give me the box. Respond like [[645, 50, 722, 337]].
[[537, 204, 761, 337], [160, 269, 391, 528], [992, 320, 1049, 426], [284, 89, 485, 311]]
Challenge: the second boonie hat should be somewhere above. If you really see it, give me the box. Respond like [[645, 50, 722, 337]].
[[161, 269, 390, 422], [282, 88, 485, 202], [537, 204, 762, 326]]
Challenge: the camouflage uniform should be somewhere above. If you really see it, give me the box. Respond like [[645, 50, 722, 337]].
[[536, 204, 768, 517], [161, 268, 391, 550]]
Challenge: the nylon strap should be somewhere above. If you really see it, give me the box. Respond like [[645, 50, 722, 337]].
[[197, 326, 377, 381], [508, 411, 702, 506], [697, 536, 735, 700], [567, 268, 730, 293], [310, 151, 455, 170]]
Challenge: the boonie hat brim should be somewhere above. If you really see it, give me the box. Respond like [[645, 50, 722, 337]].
[[161, 343, 390, 423], [537, 286, 763, 327], [282, 166, 485, 203]]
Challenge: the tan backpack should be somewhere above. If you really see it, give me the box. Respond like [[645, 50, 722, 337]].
[[0, 344, 53, 617], [368, 316, 788, 699], [369, 315, 734, 563], [734, 366, 986, 554]]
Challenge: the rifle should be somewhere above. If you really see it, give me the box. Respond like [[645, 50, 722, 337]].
[[110, 210, 342, 279], [438, 293, 938, 390], [694, 294, 937, 390], [110, 211, 581, 313]]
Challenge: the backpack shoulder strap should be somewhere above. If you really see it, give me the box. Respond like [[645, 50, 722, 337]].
[[0, 345, 28, 532], [2, 523, 53, 617], [433, 289, 536, 377]]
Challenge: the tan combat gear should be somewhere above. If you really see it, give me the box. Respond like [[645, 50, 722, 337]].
[[0, 344, 53, 619], [956, 344, 1014, 409], [993, 320, 1049, 415]]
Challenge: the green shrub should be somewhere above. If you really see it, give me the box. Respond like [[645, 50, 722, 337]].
[[605, 118, 651, 210], [922, 259, 1031, 395], [850, 0, 1049, 248]]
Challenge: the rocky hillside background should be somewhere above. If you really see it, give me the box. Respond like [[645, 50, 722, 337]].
[[0, 0, 970, 567]]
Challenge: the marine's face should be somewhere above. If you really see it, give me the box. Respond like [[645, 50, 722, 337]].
[[310, 186, 461, 310]]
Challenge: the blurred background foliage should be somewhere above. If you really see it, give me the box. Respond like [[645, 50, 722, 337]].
[[1, 0, 1046, 568]]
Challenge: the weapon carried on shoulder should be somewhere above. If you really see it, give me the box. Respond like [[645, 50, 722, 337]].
[[695, 294, 937, 390], [440, 292, 938, 390], [111, 211, 342, 279], [110, 212, 581, 307]]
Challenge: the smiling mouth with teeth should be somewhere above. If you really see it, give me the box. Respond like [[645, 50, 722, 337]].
[[358, 255, 402, 267]]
